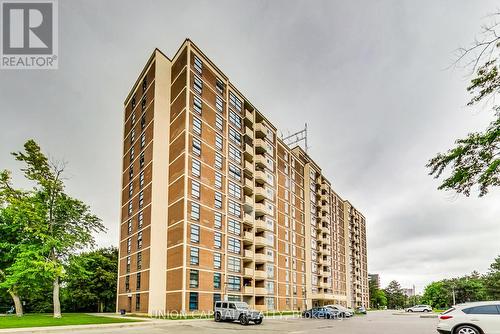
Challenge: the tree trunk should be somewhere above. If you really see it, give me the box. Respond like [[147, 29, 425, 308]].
[[8, 290, 23, 317], [53, 276, 61, 318]]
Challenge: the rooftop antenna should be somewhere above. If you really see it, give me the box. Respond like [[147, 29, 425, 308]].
[[282, 123, 309, 153]]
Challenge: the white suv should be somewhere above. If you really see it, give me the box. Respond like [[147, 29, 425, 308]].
[[406, 304, 432, 312], [437, 301, 500, 334]]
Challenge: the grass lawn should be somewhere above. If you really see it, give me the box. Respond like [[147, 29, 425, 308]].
[[0, 313, 140, 329]]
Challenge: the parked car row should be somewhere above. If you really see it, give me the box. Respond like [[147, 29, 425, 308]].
[[302, 304, 356, 319]]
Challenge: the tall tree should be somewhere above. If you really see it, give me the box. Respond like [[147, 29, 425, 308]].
[[63, 247, 118, 312], [484, 255, 500, 299], [427, 15, 500, 196], [384, 280, 406, 309], [1, 140, 105, 317]]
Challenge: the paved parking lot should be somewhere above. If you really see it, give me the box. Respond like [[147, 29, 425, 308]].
[[44, 311, 438, 334]]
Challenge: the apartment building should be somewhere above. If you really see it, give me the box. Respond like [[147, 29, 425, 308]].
[[117, 39, 369, 315]]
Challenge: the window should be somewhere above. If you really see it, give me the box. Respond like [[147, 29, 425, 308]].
[[189, 269, 199, 288], [126, 256, 131, 273], [191, 181, 200, 199], [229, 127, 241, 146], [228, 219, 241, 236], [131, 111, 136, 125], [228, 182, 241, 199], [189, 292, 198, 310], [128, 182, 133, 198], [463, 305, 500, 314], [229, 92, 242, 112], [193, 75, 202, 95], [129, 166, 134, 180], [214, 252, 221, 269], [193, 95, 202, 114], [142, 77, 147, 93], [216, 95, 223, 113], [216, 79, 224, 95], [127, 238, 131, 254], [131, 96, 136, 110], [135, 294, 141, 311], [193, 138, 201, 156], [137, 231, 143, 249], [227, 275, 241, 291], [215, 153, 223, 170], [228, 164, 241, 181], [229, 111, 242, 129], [141, 113, 146, 130], [139, 171, 144, 188], [215, 134, 223, 150], [127, 219, 132, 235], [130, 147, 135, 161], [214, 212, 222, 229], [191, 202, 200, 221], [138, 211, 143, 229], [215, 172, 222, 189], [140, 132, 145, 149], [214, 192, 222, 209], [214, 232, 222, 249], [213, 273, 221, 290], [137, 252, 142, 270], [228, 256, 240, 273], [141, 97, 146, 111], [139, 152, 145, 169], [130, 129, 135, 144], [128, 201, 132, 216], [228, 145, 241, 163], [192, 159, 201, 177], [190, 224, 200, 243], [125, 275, 130, 290], [193, 117, 202, 136], [136, 272, 141, 289], [215, 114, 223, 132], [228, 237, 241, 254], [190, 247, 199, 265], [228, 200, 241, 218], [138, 191, 144, 208], [194, 55, 202, 74]]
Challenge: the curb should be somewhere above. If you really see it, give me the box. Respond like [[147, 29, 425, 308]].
[[0, 321, 156, 334]]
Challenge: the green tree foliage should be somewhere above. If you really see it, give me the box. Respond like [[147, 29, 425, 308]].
[[62, 247, 118, 313], [383, 280, 406, 309], [369, 277, 388, 309], [484, 255, 500, 299], [427, 18, 500, 196], [0, 140, 105, 317]]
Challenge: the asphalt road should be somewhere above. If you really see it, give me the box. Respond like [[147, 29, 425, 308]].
[[36, 310, 438, 334]]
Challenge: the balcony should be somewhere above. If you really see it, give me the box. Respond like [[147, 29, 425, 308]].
[[254, 270, 267, 280], [255, 139, 269, 154], [254, 236, 268, 247], [254, 252, 268, 263], [254, 154, 272, 171], [243, 249, 254, 261], [244, 160, 254, 175], [243, 231, 253, 244], [255, 203, 273, 217], [320, 194, 329, 202], [244, 144, 253, 162], [243, 286, 254, 295], [320, 183, 328, 192], [254, 122, 269, 139], [245, 109, 253, 124], [244, 268, 254, 277], [255, 218, 273, 232], [319, 281, 330, 289], [243, 177, 253, 194], [255, 186, 273, 201], [254, 287, 267, 295], [245, 126, 253, 140], [243, 195, 253, 213], [243, 213, 253, 226]]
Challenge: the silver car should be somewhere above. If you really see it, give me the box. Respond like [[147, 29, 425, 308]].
[[214, 301, 263, 325], [406, 304, 432, 312]]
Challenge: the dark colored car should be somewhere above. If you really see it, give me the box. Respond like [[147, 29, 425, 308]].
[[356, 306, 367, 314], [302, 307, 341, 319]]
